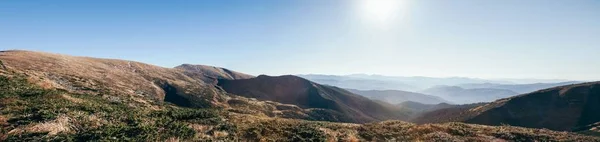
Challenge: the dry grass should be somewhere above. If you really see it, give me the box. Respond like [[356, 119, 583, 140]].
[[0, 115, 6, 125], [61, 94, 85, 103], [2, 50, 599, 141], [0, 50, 207, 100], [165, 137, 180, 142], [9, 115, 73, 136], [0, 115, 6, 141], [189, 124, 213, 138], [29, 115, 72, 135]]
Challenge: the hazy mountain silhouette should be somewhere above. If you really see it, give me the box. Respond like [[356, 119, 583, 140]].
[[346, 89, 450, 104], [297, 74, 417, 91], [298, 74, 576, 93], [421, 85, 519, 104], [458, 82, 582, 94]]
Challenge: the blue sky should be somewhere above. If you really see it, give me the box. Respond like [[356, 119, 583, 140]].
[[1, 0, 599, 80]]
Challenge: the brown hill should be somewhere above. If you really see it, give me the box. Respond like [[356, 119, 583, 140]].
[[0, 50, 202, 98], [217, 75, 411, 123], [415, 81, 600, 132], [0, 50, 350, 121]]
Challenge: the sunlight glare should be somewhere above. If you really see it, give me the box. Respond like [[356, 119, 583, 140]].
[[358, 0, 407, 26]]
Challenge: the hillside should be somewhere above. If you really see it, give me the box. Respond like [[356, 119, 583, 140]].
[[0, 50, 364, 123], [0, 50, 598, 141], [1, 74, 598, 141], [217, 75, 410, 123], [416, 81, 600, 132], [421, 85, 519, 104], [347, 89, 450, 104]]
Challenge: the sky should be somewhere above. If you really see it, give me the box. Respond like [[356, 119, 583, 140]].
[[1, 0, 599, 80]]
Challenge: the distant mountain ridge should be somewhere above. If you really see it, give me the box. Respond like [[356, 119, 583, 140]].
[[458, 81, 583, 94], [297, 74, 417, 91], [297, 74, 579, 93], [421, 85, 519, 104], [346, 89, 450, 105]]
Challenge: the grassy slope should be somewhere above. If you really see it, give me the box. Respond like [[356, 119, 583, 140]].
[[1, 74, 599, 141]]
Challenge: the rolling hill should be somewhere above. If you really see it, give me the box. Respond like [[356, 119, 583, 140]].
[[415, 81, 600, 133], [217, 75, 411, 123]]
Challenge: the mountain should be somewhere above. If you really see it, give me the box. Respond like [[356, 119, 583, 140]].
[[421, 85, 519, 104], [415, 81, 600, 133], [217, 75, 411, 123], [1, 50, 597, 141], [346, 89, 450, 104], [458, 82, 582, 94], [0, 50, 398, 124]]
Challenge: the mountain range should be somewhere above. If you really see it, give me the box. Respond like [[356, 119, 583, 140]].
[[0, 50, 598, 141], [300, 74, 582, 104], [420, 85, 519, 104], [458, 82, 582, 94], [346, 89, 449, 104]]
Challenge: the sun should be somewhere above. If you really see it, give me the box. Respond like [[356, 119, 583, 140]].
[[358, 0, 406, 25]]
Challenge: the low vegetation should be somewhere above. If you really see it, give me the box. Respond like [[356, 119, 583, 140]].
[[2, 74, 599, 141], [0, 75, 228, 141], [1, 51, 599, 141]]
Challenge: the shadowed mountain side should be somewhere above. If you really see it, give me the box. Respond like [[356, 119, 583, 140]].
[[0, 50, 375, 123], [217, 75, 411, 123], [465, 81, 600, 131], [411, 103, 487, 124], [415, 81, 600, 132]]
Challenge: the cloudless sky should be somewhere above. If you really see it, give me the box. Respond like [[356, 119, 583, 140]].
[[1, 0, 599, 80]]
